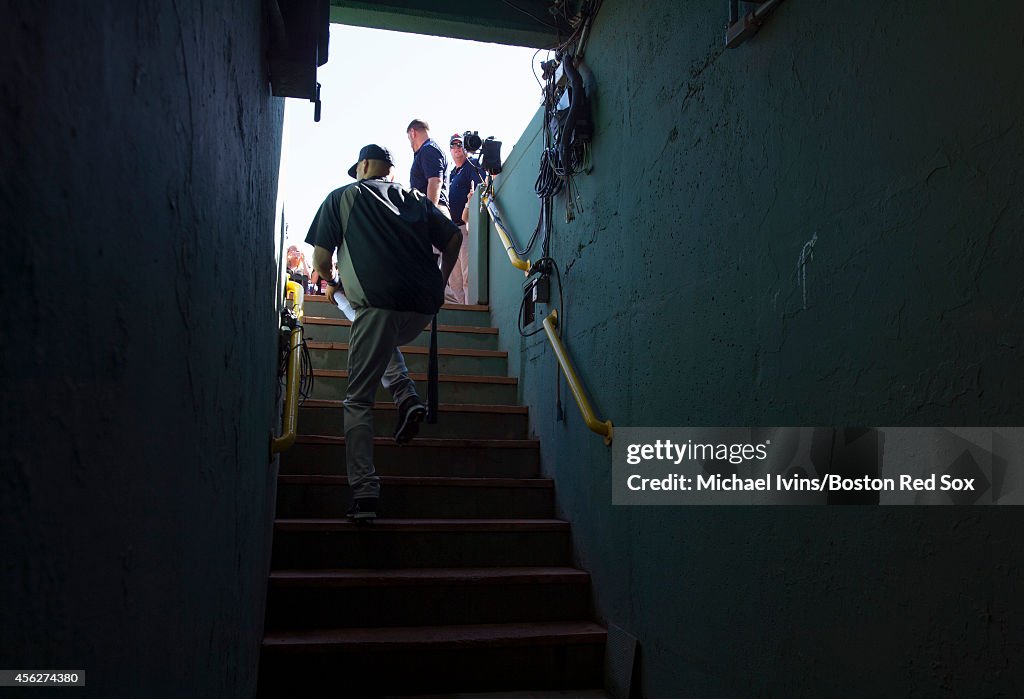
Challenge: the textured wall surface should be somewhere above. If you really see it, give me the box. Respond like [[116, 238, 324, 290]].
[[0, 3, 284, 696], [488, 1, 1024, 695]]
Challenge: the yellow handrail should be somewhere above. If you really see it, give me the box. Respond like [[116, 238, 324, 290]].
[[481, 189, 531, 274], [542, 310, 613, 445], [271, 280, 305, 454]]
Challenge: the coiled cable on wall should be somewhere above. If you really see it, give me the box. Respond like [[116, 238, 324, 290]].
[[509, 0, 602, 258], [278, 333, 315, 405]]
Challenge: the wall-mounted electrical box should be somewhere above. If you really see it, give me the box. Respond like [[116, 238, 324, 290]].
[[522, 274, 551, 327]]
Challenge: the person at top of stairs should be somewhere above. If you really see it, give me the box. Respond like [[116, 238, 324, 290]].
[[306, 143, 462, 521]]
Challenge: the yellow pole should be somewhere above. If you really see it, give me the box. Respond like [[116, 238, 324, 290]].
[[271, 281, 305, 454], [542, 310, 613, 445], [481, 191, 531, 274]]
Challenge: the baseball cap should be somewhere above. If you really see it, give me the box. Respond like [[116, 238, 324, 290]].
[[348, 143, 395, 179], [449, 132, 463, 146]]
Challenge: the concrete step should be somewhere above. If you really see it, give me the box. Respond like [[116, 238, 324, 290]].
[[303, 296, 492, 327], [270, 518, 571, 569], [298, 401, 530, 441], [303, 315, 499, 351], [258, 621, 606, 697], [281, 436, 540, 479], [276, 475, 555, 519], [264, 566, 592, 630], [268, 302, 605, 697], [306, 341, 508, 376], [311, 369, 518, 405]]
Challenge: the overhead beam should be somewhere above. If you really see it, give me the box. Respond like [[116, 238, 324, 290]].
[[329, 0, 565, 48]]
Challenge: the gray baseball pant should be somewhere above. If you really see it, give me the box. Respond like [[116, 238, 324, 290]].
[[344, 306, 432, 499]]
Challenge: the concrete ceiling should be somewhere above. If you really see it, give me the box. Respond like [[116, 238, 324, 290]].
[[329, 0, 572, 48]]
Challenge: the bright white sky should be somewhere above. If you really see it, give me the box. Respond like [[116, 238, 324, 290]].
[[280, 23, 545, 249]]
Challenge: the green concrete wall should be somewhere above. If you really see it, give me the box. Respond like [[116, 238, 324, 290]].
[[0, 3, 284, 696], [487, 1, 1024, 695]]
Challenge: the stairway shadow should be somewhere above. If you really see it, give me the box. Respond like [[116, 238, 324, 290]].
[[259, 303, 607, 697]]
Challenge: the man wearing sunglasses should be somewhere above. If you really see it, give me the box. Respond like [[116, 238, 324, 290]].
[[447, 133, 485, 304]]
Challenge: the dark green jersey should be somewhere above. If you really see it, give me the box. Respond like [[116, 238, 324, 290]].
[[306, 177, 459, 314]]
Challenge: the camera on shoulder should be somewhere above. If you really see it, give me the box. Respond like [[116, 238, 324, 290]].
[[461, 130, 503, 176]]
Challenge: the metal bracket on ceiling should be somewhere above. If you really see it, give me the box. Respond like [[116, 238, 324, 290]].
[[725, 0, 785, 48]]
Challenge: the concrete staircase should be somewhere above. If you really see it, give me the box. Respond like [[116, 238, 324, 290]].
[[258, 297, 607, 698]]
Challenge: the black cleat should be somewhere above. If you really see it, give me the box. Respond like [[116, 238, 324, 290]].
[[346, 497, 378, 523], [394, 397, 426, 445]]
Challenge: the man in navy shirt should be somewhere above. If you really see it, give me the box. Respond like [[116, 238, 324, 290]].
[[447, 132, 485, 304], [406, 119, 449, 214], [407, 118, 461, 302]]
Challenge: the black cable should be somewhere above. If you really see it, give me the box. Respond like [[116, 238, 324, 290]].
[[507, 87, 566, 260], [531, 47, 545, 91], [536, 147, 565, 197], [466, 157, 487, 185], [518, 0, 602, 420], [298, 337, 314, 404], [513, 1, 598, 330], [500, 0, 557, 29], [525, 42, 592, 257], [278, 331, 316, 406], [553, 17, 585, 55]]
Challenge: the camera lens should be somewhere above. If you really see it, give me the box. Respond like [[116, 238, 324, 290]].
[[463, 131, 482, 152]]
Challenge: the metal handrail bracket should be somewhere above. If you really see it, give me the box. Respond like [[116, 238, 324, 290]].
[[271, 280, 305, 454], [542, 309, 613, 445]]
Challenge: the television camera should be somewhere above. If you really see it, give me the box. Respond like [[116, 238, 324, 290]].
[[460, 131, 503, 176]]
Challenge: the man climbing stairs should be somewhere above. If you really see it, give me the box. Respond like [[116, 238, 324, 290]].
[[258, 298, 608, 697]]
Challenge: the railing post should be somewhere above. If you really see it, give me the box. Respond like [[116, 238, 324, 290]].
[[271, 281, 305, 455]]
